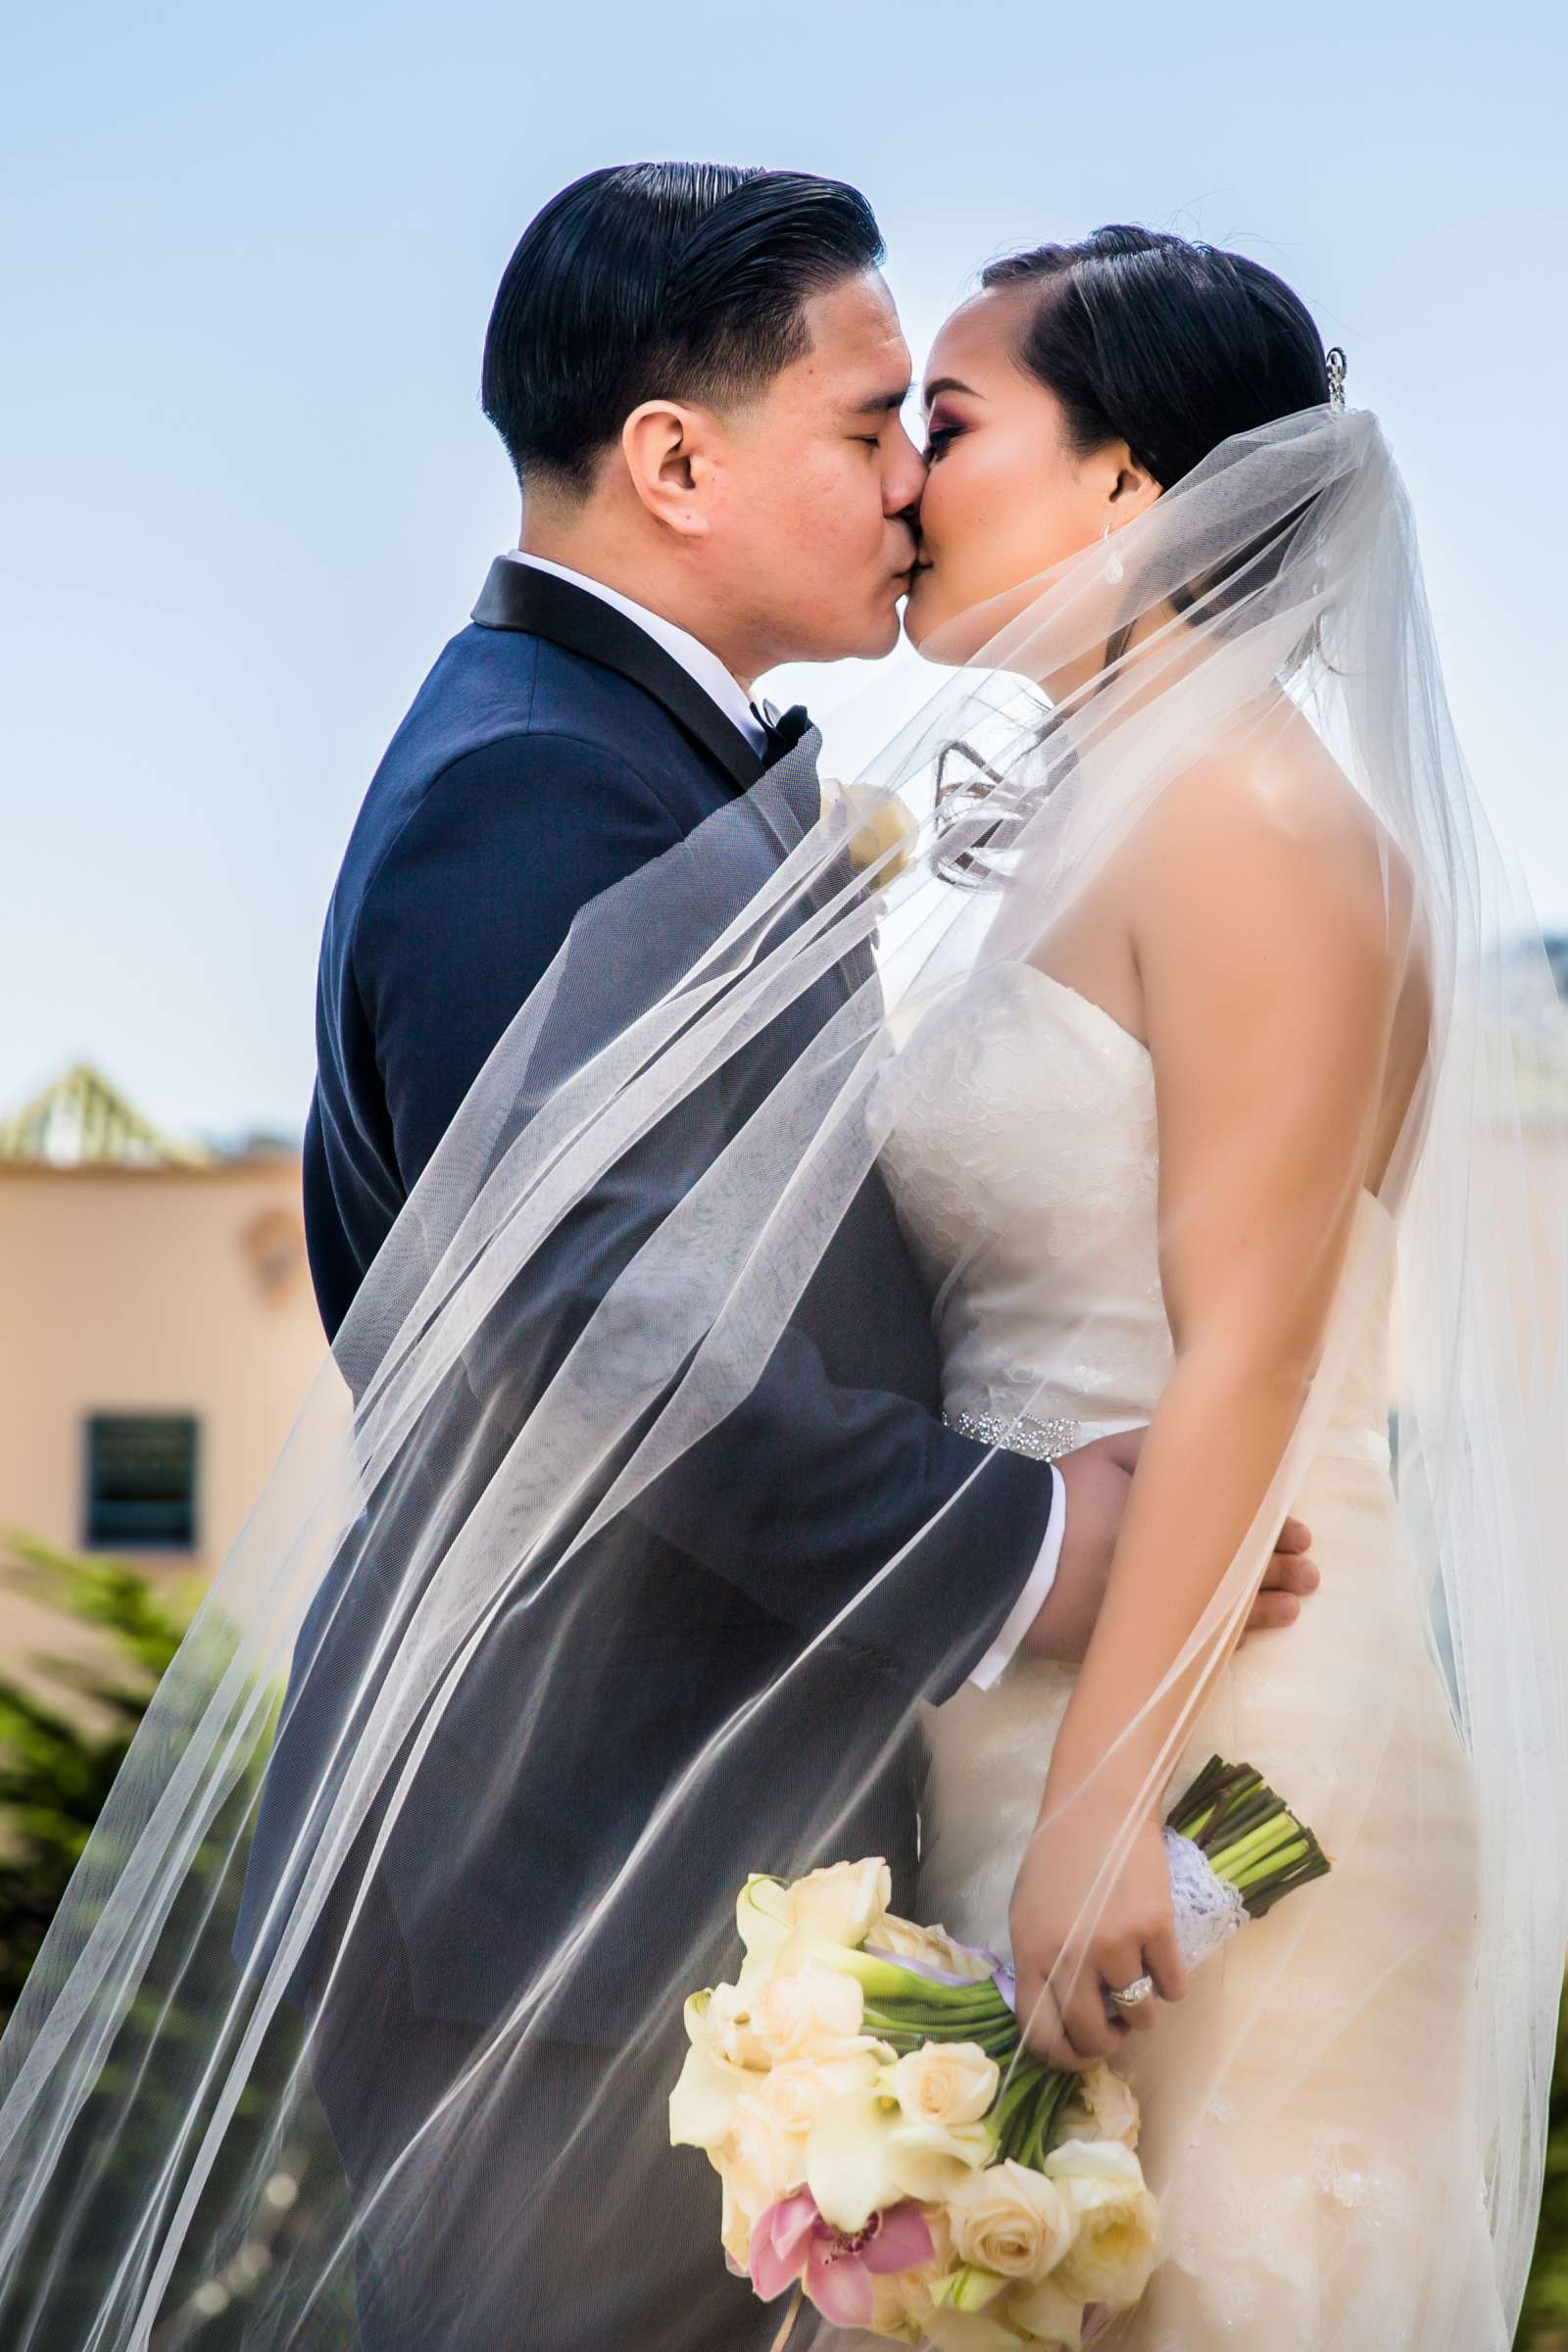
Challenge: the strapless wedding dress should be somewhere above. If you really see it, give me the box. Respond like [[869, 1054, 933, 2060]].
[[877, 964, 1502, 2349]]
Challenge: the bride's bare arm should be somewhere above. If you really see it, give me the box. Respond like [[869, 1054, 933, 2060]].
[[1009, 747, 1412, 2067]]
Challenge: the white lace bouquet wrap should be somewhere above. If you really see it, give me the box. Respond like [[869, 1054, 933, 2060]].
[[669, 1756, 1329, 2349]]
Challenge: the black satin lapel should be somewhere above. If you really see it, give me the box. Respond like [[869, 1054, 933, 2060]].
[[471, 559, 765, 795]]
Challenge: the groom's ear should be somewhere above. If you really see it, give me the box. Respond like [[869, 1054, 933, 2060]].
[[620, 399, 723, 539]]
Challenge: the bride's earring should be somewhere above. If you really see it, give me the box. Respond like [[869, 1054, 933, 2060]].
[[1102, 522, 1124, 586]]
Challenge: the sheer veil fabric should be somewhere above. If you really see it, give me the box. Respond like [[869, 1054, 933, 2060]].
[[0, 405, 1563, 2347]]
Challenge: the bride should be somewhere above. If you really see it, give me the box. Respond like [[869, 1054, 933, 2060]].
[[0, 220, 1561, 2352], [876, 226, 1494, 2345]]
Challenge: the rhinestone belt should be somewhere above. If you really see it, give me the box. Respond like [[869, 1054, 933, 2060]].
[[943, 1407, 1082, 1463]]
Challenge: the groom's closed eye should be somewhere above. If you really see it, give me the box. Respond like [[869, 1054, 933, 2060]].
[[844, 383, 912, 443]]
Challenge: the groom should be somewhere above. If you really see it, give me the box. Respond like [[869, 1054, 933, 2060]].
[[279, 163, 1316, 2349]]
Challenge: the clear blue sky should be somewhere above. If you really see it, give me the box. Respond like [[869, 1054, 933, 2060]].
[[5, 0, 1563, 1139]]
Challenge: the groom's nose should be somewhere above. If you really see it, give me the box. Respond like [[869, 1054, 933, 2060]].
[[881, 415, 928, 520]]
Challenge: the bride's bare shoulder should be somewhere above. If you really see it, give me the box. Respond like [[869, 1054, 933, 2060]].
[[1127, 703, 1418, 964]]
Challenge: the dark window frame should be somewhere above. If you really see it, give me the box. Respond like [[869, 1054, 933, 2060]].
[[82, 1413, 200, 1553]]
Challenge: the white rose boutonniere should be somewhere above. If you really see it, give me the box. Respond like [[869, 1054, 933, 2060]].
[[820, 778, 918, 887]]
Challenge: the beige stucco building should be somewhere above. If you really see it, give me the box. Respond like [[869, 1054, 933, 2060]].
[[1, 1016, 1563, 1690], [0, 1066, 329, 1679]]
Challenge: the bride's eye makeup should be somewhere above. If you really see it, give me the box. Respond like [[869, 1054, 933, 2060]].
[[920, 372, 980, 465]]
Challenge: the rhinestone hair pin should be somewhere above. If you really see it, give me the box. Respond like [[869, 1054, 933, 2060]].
[[1326, 346, 1348, 411]]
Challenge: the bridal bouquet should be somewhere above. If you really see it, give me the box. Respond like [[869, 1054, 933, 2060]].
[[669, 1756, 1329, 2349]]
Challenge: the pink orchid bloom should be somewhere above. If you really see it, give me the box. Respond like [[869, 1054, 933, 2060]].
[[750, 2189, 934, 2328]]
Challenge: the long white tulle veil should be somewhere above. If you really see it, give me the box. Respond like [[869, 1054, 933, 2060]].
[[0, 404, 1563, 2349]]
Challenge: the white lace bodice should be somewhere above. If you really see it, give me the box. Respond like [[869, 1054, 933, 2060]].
[[877, 961, 1394, 1453]]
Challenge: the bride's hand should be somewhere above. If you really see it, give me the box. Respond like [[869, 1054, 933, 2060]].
[[1007, 1797, 1188, 2071]]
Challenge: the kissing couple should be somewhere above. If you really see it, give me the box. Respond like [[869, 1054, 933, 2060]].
[[1, 163, 1561, 2352]]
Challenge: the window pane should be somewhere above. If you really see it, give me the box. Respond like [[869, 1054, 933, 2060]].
[[83, 1414, 199, 1551]]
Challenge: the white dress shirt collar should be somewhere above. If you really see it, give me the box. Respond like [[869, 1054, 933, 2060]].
[[502, 551, 768, 756]]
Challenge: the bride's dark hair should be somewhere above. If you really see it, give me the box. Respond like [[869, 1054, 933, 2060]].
[[932, 228, 1335, 886], [981, 223, 1331, 487]]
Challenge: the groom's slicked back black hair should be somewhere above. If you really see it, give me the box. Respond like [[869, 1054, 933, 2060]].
[[482, 162, 886, 492]]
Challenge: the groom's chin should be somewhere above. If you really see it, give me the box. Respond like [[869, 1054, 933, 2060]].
[[844, 603, 906, 662]]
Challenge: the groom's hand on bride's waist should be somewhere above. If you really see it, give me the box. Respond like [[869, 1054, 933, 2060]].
[[1019, 1429, 1319, 1665]]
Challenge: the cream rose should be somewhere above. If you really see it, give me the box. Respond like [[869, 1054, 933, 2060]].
[[751, 1961, 866, 2060], [1056, 2060, 1142, 2151], [788, 1857, 893, 1949], [729, 2046, 885, 2205], [725, 2088, 808, 2216], [870, 1914, 996, 1984], [946, 2157, 1076, 2280], [1045, 2138, 1160, 2309], [889, 2041, 1001, 2130], [701, 1981, 771, 2073], [757, 2051, 877, 2137]]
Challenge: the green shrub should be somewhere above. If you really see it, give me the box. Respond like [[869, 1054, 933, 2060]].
[[0, 1535, 358, 2345], [1519, 1979, 1568, 2347], [0, 1533, 194, 2023]]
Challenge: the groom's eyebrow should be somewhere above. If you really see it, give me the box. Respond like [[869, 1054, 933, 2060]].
[[848, 382, 912, 417]]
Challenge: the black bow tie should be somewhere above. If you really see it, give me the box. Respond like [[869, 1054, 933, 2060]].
[[757, 701, 812, 768]]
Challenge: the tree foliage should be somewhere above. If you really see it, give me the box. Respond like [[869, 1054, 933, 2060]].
[[0, 1535, 358, 2344], [0, 1533, 194, 2022]]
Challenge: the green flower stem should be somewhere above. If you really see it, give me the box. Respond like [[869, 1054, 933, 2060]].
[[863, 1990, 1015, 2040], [1167, 1754, 1330, 1918], [1001, 2088, 1034, 2154], [1044, 2071, 1075, 2150], [864, 2009, 984, 2035], [1015, 2070, 1075, 2169], [863, 2018, 1020, 2062], [1208, 1817, 1293, 1879], [871, 1993, 1007, 2023], [997, 2076, 1054, 2162], [1228, 1835, 1311, 1888]]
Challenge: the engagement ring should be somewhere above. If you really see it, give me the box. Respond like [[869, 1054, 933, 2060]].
[[1110, 1974, 1155, 2008]]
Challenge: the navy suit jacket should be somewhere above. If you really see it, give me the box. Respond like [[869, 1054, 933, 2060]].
[[246, 563, 1056, 2036]]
